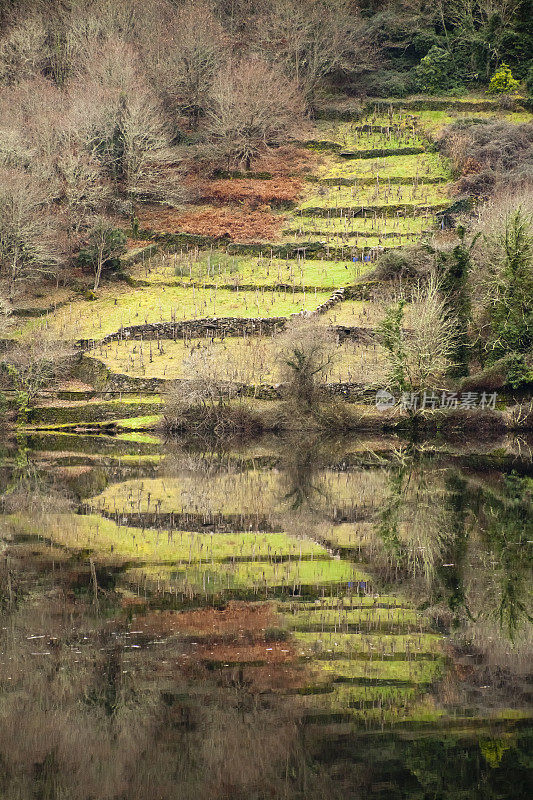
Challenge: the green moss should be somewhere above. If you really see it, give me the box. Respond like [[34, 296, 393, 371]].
[[28, 399, 164, 426]]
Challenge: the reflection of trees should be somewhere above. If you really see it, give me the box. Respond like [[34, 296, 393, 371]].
[[1, 440, 73, 517], [375, 459, 532, 661], [375, 461, 455, 588], [463, 472, 532, 645], [278, 433, 330, 514]]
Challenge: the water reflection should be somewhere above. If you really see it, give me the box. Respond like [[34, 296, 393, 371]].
[[0, 432, 531, 798]]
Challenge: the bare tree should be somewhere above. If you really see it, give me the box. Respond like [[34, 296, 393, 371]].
[[147, 0, 228, 130], [255, 0, 368, 101], [0, 168, 60, 298], [79, 217, 127, 291], [70, 38, 172, 189], [56, 147, 108, 234], [2, 327, 74, 407], [205, 58, 305, 169]]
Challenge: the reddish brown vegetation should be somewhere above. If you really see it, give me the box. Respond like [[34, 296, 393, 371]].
[[138, 205, 283, 242], [253, 145, 321, 176], [461, 157, 483, 176], [195, 177, 303, 208], [136, 601, 277, 637]]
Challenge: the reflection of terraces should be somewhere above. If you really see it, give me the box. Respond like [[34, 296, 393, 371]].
[[87, 504, 378, 533]]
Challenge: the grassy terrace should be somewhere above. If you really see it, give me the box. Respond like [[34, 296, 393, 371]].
[[282, 213, 433, 236], [88, 335, 388, 384], [297, 182, 451, 212], [131, 251, 375, 290], [307, 122, 425, 150], [10, 113, 453, 347], [316, 152, 450, 182], [19, 285, 332, 341]]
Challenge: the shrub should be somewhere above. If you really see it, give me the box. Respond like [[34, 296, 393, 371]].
[[362, 69, 412, 98], [377, 274, 457, 395], [413, 46, 454, 94], [276, 317, 335, 408], [471, 197, 533, 364], [526, 62, 533, 98], [488, 63, 520, 95]]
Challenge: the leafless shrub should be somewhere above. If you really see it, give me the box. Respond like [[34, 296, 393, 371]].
[[505, 401, 533, 431], [164, 345, 238, 427], [441, 120, 533, 198], [276, 316, 335, 408], [0, 11, 48, 85], [377, 273, 457, 393]]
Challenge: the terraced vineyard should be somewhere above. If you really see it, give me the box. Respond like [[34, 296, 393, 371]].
[[13, 106, 454, 354]]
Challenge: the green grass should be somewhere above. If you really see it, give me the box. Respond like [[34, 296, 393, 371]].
[[309, 122, 425, 150], [113, 414, 162, 430], [298, 182, 451, 211], [283, 213, 434, 237], [322, 298, 415, 328], [394, 108, 533, 135], [87, 334, 388, 384], [19, 285, 332, 341], [131, 251, 375, 290], [318, 152, 450, 182]]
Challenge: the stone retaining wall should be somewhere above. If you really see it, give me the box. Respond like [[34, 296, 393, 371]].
[[78, 353, 376, 401], [80, 288, 347, 348]]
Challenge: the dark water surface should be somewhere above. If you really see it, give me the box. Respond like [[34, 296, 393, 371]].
[[1, 431, 531, 799]]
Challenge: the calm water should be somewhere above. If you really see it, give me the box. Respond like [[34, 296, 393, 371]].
[[0, 430, 531, 799]]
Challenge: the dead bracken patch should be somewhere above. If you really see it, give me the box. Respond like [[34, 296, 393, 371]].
[[138, 205, 283, 242], [253, 145, 321, 176], [194, 177, 303, 207]]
